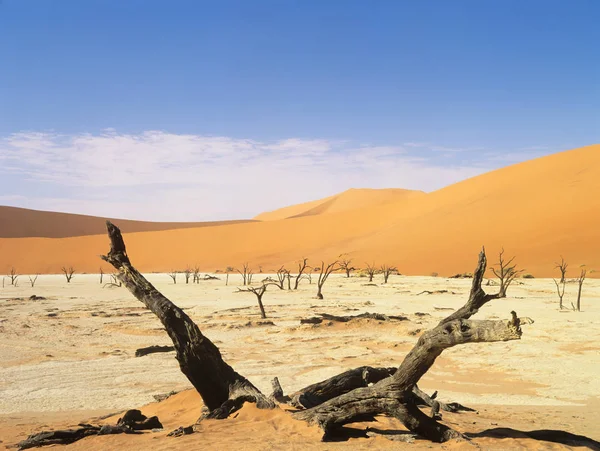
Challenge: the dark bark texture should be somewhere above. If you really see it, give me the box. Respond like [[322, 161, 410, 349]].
[[101, 221, 273, 413]]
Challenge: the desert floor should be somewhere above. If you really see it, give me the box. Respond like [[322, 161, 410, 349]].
[[1, 272, 599, 450]]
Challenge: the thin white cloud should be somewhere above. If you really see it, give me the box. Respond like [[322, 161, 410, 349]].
[[0, 130, 533, 221]]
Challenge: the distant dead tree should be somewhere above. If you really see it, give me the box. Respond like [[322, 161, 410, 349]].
[[225, 266, 234, 286], [553, 277, 566, 310], [555, 256, 568, 284], [61, 266, 75, 283], [293, 258, 309, 290], [191, 266, 200, 283], [365, 262, 378, 282], [28, 274, 39, 288], [489, 248, 523, 297], [168, 271, 178, 284], [236, 263, 254, 286], [237, 283, 278, 319], [7, 267, 19, 286], [103, 273, 122, 288], [380, 264, 397, 284], [316, 260, 340, 300], [265, 266, 289, 290], [574, 268, 586, 312], [183, 267, 192, 284], [339, 255, 356, 278], [99, 267, 104, 284]]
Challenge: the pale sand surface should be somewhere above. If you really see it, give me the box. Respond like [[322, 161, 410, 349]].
[[1, 273, 599, 449], [2, 144, 600, 276]]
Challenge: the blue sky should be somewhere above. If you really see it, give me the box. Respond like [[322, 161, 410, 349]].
[[0, 0, 598, 220]]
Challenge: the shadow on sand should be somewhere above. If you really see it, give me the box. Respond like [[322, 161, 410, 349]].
[[468, 428, 600, 451]]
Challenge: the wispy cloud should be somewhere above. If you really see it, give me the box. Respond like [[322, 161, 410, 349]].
[[0, 130, 550, 221]]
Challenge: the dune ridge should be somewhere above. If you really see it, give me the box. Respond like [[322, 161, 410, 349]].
[[1, 144, 599, 277], [0, 206, 255, 238]]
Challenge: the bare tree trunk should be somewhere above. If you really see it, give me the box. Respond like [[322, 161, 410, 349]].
[[292, 250, 525, 442], [576, 269, 586, 312], [257, 293, 266, 319], [101, 221, 273, 416]]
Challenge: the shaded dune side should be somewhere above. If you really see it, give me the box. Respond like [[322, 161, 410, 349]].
[[0, 206, 255, 238], [1, 145, 599, 276]]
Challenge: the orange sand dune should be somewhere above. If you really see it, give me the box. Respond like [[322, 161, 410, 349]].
[[254, 188, 423, 220], [0, 206, 254, 238], [1, 144, 599, 276]]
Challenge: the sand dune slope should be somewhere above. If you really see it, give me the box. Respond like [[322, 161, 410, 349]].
[[254, 188, 423, 220], [0, 145, 599, 276], [0, 206, 254, 238]]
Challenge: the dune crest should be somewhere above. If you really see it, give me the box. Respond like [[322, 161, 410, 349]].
[[254, 188, 424, 221], [1, 145, 599, 276]]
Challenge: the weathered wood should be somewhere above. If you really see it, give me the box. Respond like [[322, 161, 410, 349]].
[[101, 221, 273, 414], [17, 410, 162, 450], [135, 345, 175, 357], [293, 249, 527, 442], [300, 312, 409, 325], [291, 366, 397, 408]]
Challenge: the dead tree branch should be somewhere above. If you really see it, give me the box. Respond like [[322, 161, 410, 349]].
[[553, 278, 566, 309], [8, 267, 19, 286], [183, 267, 192, 284], [292, 249, 528, 442], [316, 260, 340, 300], [365, 262, 378, 282], [101, 221, 274, 417], [380, 264, 397, 284], [489, 248, 523, 297], [26, 274, 39, 288], [293, 258, 309, 289], [555, 256, 568, 284], [236, 282, 279, 319], [575, 268, 586, 312], [236, 263, 254, 286], [61, 266, 75, 283], [339, 255, 356, 278]]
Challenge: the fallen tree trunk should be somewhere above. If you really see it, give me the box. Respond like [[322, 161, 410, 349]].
[[292, 250, 526, 442], [300, 312, 409, 325], [101, 221, 273, 415], [17, 410, 161, 450]]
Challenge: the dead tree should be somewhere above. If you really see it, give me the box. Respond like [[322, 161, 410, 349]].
[[292, 249, 527, 442], [555, 256, 568, 284], [103, 273, 123, 288], [365, 262, 378, 282], [28, 274, 39, 288], [168, 271, 178, 284], [553, 278, 566, 309], [489, 248, 523, 297], [192, 266, 201, 284], [237, 283, 278, 319], [99, 267, 104, 284], [236, 263, 254, 286], [575, 268, 586, 312], [339, 255, 356, 278], [380, 264, 397, 284], [316, 260, 340, 300], [101, 221, 273, 418], [183, 267, 192, 284], [61, 266, 75, 283], [293, 258, 309, 289], [268, 266, 289, 290], [225, 266, 234, 286], [7, 267, 19, 286]]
